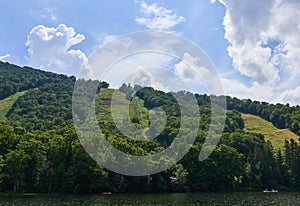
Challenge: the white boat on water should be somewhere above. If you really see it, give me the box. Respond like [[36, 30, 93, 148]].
[[263, 189, 278, 193]]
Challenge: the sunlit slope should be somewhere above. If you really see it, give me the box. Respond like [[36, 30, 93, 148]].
[[0, 91, 27, 119], [242, 113, 298, 148]]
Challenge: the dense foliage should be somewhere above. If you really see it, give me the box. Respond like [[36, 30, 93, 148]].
[[0, 61, 73, 100], [0, 61, 300, 194]]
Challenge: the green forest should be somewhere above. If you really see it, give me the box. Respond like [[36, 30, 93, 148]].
[[0, 61, 300, 194]]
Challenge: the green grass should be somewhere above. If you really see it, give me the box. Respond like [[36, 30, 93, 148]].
[[0, 91, 27, 120], [242, 113, 299, 148], [96, 88, 150, 130]]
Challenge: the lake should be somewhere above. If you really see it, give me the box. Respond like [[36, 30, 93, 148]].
[[0, 192, 299, 206]]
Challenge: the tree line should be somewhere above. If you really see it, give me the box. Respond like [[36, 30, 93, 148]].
[[0, 61, 75, 100], [226, 96, 300, 135]]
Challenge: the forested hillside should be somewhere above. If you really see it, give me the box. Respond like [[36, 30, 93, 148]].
[[0, 61, 72, 100], [0, 61, 300, 194], [226, 96, 300, 135]]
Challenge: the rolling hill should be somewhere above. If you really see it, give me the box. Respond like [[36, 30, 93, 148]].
[[242, 113, 299, 148]]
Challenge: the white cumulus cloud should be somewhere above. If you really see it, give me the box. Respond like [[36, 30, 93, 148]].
[[135, 0, 185, 31], [220, 77, 274, 102], [276, 86, 300, 105], [175, 53, 210, 82], [174, 52, 225, 95], [26, 24, 88, 76], [213, 0, 300, 104]]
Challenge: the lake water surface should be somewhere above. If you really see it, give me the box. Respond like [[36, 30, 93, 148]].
[[0, 192, 299, 206]]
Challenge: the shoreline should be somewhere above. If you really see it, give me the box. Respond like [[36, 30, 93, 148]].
[[1, 190, 300, 197]]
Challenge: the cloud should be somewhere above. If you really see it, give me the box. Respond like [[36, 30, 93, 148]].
[[174, 52, 224, 95], [227, 41, 280, 85], [0, 54, 20, 65], [26, 24, 88, 76], [220, 77, 274, 101], [175, 53, 210, 81], [29, 8, 58, 22], [99, 35, 118, 47], [124, 66, 168, 92], [135, 0, 185, 30], [98, 51, 175, 91], [276, 87, 300, 105], [0, 54, 10, 61], [39, 8, 58, 21], [214, 0, 300, 104]]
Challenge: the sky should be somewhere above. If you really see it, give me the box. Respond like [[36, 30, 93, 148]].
[[0, 0, 300, 105]]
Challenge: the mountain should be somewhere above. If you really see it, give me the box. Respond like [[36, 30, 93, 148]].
[[0, 61, 299, 193]]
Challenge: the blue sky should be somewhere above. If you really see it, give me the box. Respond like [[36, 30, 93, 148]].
[[1, 0, 300, 105]]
